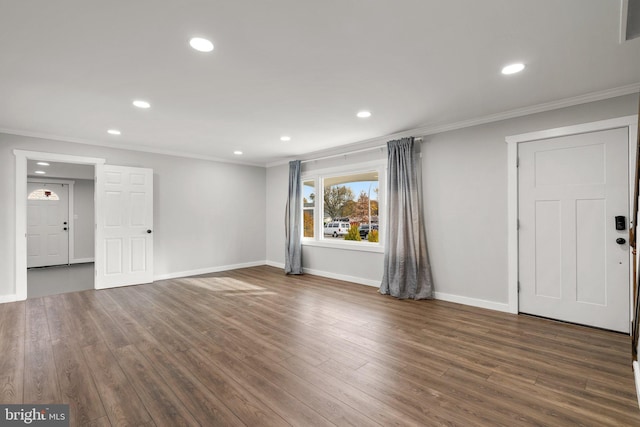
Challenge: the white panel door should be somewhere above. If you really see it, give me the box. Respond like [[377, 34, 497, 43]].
[[27, 182, 69, 267], [518, 127, 629, 332], [95, 165, 153, 289]]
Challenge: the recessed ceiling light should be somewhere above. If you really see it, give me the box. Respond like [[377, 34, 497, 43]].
[[501, 63, 525, 75], [34, 170, 46, 174], [133, 100, 151, 109], [107, 129, 121, 135], [280, 136, 291, 141], [357, 111, 372, 118], [36, 162, 49, 166], [234, 150, 243, 155], [189, 37, 214, 53]]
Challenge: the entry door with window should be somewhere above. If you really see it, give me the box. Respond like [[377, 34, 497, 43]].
[[27, 182, 69, 268], [518, 127, 629, 332], [95, 165, 153, 289]]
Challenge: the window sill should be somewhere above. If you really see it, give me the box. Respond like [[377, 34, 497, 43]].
[[301, 239, 384, 253]]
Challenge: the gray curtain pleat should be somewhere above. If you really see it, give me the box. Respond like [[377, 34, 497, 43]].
[[284, 160, 303, 274], [380, 137, 434, 299]]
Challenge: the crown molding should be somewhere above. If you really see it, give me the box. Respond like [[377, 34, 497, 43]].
[[412, 82, 640, 136], [267, 83, 640, 168], [0, 128, 263, 167], [2, 83, 638, 169]]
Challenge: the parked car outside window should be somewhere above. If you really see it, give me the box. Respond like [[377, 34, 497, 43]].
[[323, 222, 350, 237], [358, 224, 378, 239]]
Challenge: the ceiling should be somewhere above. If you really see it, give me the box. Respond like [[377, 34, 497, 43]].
[[26, 160, 93, 180], [1, 1, 639, 166]]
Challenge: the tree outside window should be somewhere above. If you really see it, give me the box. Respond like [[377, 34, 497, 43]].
[[303, 180, 315, 238], [322, 171, 379, 242]]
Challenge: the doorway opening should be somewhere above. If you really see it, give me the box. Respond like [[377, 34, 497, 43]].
[[14, 150, 105, 300], [26, 161, 96, 298]]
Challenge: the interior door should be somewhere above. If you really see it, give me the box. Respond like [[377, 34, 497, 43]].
[[518, 127, 629, 332], [27, 182, 69, 267], [95, 165, 153, 289]]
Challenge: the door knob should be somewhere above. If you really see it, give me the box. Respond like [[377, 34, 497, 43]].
[[616, 237, 626, 245], [147, 229, 152, 234]]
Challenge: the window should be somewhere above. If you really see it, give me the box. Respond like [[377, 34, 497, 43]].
[[28, 188, 60, 200], [303, 179, 315, 238], [302, 162, 384, 251]]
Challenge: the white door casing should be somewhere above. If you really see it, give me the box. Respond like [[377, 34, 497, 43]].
[[518, 127, 630, 332], [95, 165, 153, 289], [14, 150, 105, 302], [27, 182, 70, 268], [507, 116, 638, 321]]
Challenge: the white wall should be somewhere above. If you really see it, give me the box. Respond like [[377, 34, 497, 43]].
[[424, 93, 638, 306], [265, 164, 288, 267], [265, 93, 640, 308], [0, 133, 267, 299], [72, 179, 94, 261]]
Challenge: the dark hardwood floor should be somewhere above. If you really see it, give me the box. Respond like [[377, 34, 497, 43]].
[[1, 265, 639, 426]]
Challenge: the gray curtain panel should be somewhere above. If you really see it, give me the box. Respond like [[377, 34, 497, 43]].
[[380, 137, 434, 299], [284, 160, 303, 274]]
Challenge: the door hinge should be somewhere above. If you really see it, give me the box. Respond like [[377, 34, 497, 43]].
[[518, 282, 521, 293], [516, 157, 519, 167], [517, 219, 520, 230]]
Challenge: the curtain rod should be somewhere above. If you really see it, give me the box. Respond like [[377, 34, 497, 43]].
[[301, 137, 423, 164]]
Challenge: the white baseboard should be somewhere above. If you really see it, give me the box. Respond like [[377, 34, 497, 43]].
[[266, 260, 511, 312], [0, 294, 20, 303], [71, 257, 94, 264], [300, 271, 510, 312], [301, 267, 381, 288], [1, 259, 512, 316], [634, 361, 640, 410], [153, 260, 267, 281], [264, 262, 380, 287], [434, 291, 511, 313], [266, 260, 285, 269]]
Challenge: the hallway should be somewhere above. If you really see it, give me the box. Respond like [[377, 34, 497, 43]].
[[27, 263, 94, 298]]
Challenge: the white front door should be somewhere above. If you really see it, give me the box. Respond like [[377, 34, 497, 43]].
[[95, 165, 153, 289], [27, 182, 69, 268], [518, 127, 629, 332]]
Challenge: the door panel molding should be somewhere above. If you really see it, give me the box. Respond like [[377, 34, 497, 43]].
[[27, 181, 70, 267], [95, 164, 153, 289], [518, 128, 628, 331], [27, 178, 75, 266], [506, 116, 638, 324]]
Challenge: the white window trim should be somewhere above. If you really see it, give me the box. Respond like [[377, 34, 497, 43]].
[[301, 159, 386, 253]]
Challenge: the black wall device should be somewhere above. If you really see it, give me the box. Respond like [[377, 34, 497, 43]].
[[615, 216, 626, 231]]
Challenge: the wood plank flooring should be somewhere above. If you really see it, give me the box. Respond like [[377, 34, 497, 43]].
[[1, 265, 639, 426]]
